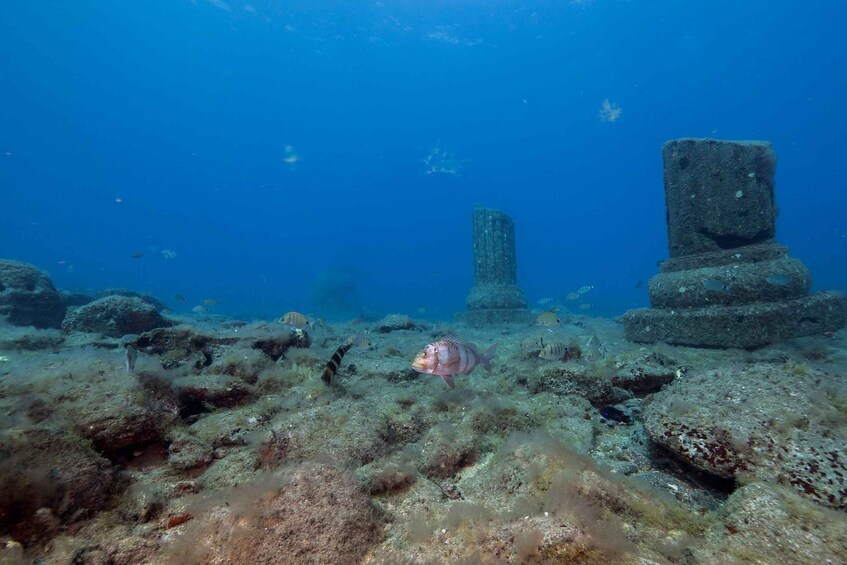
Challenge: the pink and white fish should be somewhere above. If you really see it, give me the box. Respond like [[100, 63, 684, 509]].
[[411, 336, 498, 389]]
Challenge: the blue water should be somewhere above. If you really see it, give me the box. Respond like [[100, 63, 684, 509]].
[[2, 0, 845, 321]]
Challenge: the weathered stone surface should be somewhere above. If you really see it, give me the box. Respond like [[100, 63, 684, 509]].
[[97, 288, 168, 312], [663, 138, 776, 258], [612, 352, 679, 394], [374, 313, 417, 333], [460, 208, 530, 325], [526, 363, 613, 403], [0, 326, 65, 351], [643, 362, 847, 510], [648, 248, 810, 309], [63, 295, 173, 338], [698, 483, 847, 564], [60, 290, 96, 307], [172, 374, 253, 417], [0, 427, 114, 542], [69, 376, 178, 456], [169, 462, 382, 564], [624, 291, 847, 349], [624, 139, 846, 347], [0, 260, 66, 329]]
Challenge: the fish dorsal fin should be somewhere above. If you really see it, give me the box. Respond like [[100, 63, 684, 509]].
[[442, 333, 472, 347], [442, 332, 462, 344]]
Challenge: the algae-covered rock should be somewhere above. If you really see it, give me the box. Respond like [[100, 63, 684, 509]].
[[526, 362, 613, 403], [0, 260, 66, 329], [698, 482, 847, 564], [0, 427, 114, 542], [63, 295, 172, 338], [375, 313, 417, 333], [167, 462, 381, 564], [612, 351, 679, 394], [643, 362, 847, 510]]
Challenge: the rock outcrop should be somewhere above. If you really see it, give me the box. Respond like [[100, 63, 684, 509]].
[[0, 260, 66, 329]]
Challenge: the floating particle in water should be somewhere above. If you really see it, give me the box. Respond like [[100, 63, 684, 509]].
[[0, 355, 8, 362], [702, 278, 731, 292], [161, 249, 177, 260], [282, 144, 300, 168], [130, 252, 144, 259], [766, 274, 791, 286]]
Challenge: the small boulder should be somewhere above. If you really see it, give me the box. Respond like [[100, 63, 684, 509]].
[[612, 351, 679, 394], [700, 483, 847, 563], [374, 313, 416, 333], [0, 260, 66, 329], [0, 427, 114, 542], [63, 295, 172, 338], [171, 462, 382, 564], [643, 362, 847, 510]]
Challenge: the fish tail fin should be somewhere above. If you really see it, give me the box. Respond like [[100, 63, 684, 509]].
[[482, 344, 498, 372]]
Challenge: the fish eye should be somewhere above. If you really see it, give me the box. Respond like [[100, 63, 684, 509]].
[[422, 352, 427, 357]]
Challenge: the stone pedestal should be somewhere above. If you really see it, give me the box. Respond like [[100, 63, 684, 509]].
[[458, 208, 533, 326], [624, 138, 847, 348]]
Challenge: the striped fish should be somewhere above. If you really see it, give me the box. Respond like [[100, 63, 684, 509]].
[[125, 344, 138, 373], [538, 341, 569, 360], [321, 334, 365, 384], [411, 336, 498, 389], [279, 311, 309, 329]]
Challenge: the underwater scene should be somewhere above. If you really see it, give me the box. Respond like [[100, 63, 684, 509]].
[[2, 1, 847, 563]]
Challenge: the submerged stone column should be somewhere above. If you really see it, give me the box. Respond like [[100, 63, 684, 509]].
[[624, 138, 846, 348], [459, 207, 532, 326]]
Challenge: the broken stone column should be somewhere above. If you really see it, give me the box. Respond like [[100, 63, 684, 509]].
[[623, 138, 847, 348], [458, 207, 533, 326]]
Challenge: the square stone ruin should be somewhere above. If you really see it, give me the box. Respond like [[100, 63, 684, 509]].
[[457, 207, 533, 326], [623, 138, 847, 348]]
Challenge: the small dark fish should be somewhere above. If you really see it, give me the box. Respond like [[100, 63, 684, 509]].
[[702, 278, 731, 292], [635, 280, 643, 289], [598, 405, 631, 425], [130, 252, 144, 259], [321, 335, 365, 384], [172, 294, 188, 303], [125, 345, 138, 373], [766, 274, 791, 286]]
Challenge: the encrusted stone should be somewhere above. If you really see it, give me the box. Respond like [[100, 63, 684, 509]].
[[458, 208, 533, 326], [624, 138, 846, 348]]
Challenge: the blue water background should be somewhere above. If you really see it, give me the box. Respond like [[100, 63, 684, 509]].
[[2, 0, 845, 320]]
